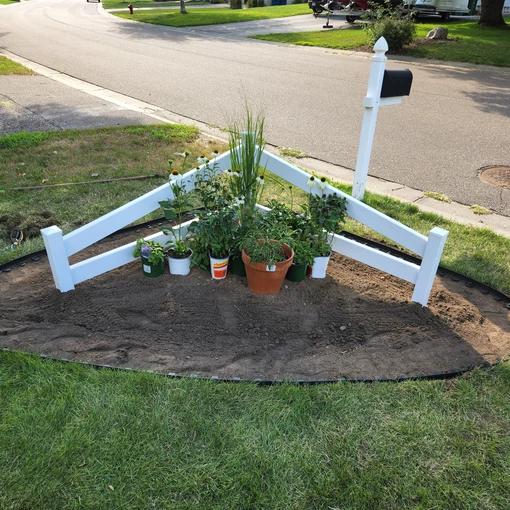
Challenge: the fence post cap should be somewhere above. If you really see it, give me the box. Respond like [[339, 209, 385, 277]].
[[41, 225, 62, 236], [374, 37, 389, 53]]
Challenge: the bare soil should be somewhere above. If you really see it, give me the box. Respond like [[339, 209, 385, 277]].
[[1, 234, 509, 381]]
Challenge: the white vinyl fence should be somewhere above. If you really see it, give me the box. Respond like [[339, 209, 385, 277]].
[[42, 146, 448, 307]]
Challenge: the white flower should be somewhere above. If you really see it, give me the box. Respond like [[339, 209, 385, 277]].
[[174, 152, 188, 157], [256, 175, 265, 185], [169, 170, 182, 185], [234, 196, 245, 206], [318, 177, 328, 190], [210, 150, 219, 158], [234, 169, 242, 177], [307, 176, 316, 188], [197, 155, 209, 165]]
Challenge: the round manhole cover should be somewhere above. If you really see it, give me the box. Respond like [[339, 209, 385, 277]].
[[480, 166, 510, 188]]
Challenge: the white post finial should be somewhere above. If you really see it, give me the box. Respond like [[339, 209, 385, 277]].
[[352, 38, 388, 201], [373, 37, 389, 53]]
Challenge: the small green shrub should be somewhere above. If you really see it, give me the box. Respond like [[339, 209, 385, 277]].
[[230, 0, 242, 8], [363, 1, 416, 52]]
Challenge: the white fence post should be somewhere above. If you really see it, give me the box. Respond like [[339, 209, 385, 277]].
[[352, 37, 388, 201], [41, 225, 74, 292], [412, 227, 449, 306]]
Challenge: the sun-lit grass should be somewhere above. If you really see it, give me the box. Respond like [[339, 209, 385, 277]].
[[253, 26, 368, 50], [113, 3, 310, 27], [103, 0, 191, 9], [1, 350, 509, 509], [0, 56, 34, 75], [410, 18, 510, 66], [252, 17, 510, 67], [0, 125, 226, 264]]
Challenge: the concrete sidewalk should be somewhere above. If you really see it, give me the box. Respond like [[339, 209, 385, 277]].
[[1, 51, 509, 238]]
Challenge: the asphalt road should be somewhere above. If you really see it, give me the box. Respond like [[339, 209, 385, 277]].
[[1, 0, 509, 215]]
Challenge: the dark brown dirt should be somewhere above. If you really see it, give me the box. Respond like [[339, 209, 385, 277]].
[[1, 234, 509, 381]]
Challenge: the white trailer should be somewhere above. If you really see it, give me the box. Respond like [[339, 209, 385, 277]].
[[412, 0, 470, 20]]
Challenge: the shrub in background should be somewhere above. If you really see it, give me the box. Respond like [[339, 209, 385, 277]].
[[230, 0, 243, 9], [362, 1, 416, 52]]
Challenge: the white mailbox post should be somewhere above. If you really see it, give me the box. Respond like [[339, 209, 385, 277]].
[[352, 37, 413, 201]]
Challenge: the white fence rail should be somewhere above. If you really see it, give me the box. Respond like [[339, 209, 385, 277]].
[[42, 147, 448, 306], [41, 152, 232, 292], [259, 149, 448, 306]]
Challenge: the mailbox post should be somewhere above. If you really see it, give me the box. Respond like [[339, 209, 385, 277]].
[[352, 37, 413, 201]]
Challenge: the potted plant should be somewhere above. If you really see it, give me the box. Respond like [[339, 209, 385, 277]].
[[304, 191, 348, 278], [225, 106, 266, 275], [132, 238, 166, 278], [286, 238, 315, 283], [159, 169, 194, 275], [188, 206, 237, 280], [240, 212, 294, 294]]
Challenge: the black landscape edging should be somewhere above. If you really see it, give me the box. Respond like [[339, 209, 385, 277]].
[[1, 347, 507, 386]]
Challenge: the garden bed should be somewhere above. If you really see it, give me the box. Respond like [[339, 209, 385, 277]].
[[1, 233, 508, 381]]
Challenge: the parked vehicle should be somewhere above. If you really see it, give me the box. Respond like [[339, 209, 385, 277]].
[[412, 0, 469, 20], [308, 0, 405, 23]]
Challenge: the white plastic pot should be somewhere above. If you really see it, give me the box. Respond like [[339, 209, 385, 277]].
[[168, 253, 192, 276], [309, 254, 331, 279]]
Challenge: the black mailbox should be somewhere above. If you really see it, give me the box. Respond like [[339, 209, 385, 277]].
[[380, 69, 413, 98]]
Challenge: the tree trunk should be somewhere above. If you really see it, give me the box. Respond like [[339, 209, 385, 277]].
[[180, 0, 187, 14], [479, 0, 507, 26]]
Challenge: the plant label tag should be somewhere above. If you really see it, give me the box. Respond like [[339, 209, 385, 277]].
[[143, 264, 151, 273], [266, 265, 276, 272]]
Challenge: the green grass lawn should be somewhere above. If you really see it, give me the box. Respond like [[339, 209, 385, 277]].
[[102, 0, 208, 9], [1, 350, 509, 509], [253, 17, 510, 67], [1, 125, 509, 294], [0, 56, 34, 75], [0, 0, 19, 4], [113, 3, 310, 27]]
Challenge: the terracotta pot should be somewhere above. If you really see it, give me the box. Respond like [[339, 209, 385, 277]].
[[241, 243, 294, 294]]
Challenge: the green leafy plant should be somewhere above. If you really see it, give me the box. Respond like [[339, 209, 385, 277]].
[[303, 189, 348, 257], [362, 1, 416, 52], [132, 238, 166, 265], [192, 151, 232, 211], [159, 162, 194, 258], [289, 238, 316, 266], [240, 211, 293, 267], [188, 206, 237, 259]]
